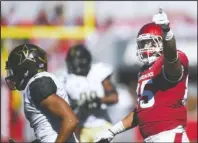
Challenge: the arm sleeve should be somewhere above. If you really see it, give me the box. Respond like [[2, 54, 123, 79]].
[[131, 108, 138, 127], [29, 76, 57, 104], [177, 50, 189, 75], [162, 50, 189, 83]]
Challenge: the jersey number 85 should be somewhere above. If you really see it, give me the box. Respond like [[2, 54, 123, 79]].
[[137, 79, 155, 108], [136, 76, 189, 109]]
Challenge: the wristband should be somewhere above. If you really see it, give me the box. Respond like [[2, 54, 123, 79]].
[[161, 23, 170, 32], [109, 121, 125, 135]]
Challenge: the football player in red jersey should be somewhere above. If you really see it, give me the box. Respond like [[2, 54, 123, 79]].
[[95, 8, 189, 143]]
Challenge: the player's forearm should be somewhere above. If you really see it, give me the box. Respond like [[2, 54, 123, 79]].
[[74, 123, 81, 141], [55, 117, 78, 143], [122, 110, 137, 130], [163, 31, 177, 62], [108, 110, 137, 136], [163, 30, 182, 80], [100, 94, 118, 105]]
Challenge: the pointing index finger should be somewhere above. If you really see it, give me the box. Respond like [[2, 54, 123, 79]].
[[159, 7, 163, 14]]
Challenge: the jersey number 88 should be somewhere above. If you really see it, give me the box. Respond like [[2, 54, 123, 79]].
[[80, 91, 98, 102]]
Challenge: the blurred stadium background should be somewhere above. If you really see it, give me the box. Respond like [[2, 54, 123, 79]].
[[1, 1, 197, 142]]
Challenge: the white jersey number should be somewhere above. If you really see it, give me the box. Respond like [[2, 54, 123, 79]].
[[80, 91, 97, 102], [137, 79, 155, 108]]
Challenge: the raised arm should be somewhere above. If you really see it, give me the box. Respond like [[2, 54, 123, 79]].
[[162, 23, 183, 82], [153, 8, 183, 82]]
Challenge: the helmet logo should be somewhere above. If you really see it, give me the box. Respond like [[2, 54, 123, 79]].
[[16, 45, 36, 65]]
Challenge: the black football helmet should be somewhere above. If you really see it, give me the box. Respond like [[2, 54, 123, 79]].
[[5, 44, 48, 90], [66, 44, 92, 76]]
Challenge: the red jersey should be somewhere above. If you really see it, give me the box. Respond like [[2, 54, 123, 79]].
[[136, 50, 189, 139]]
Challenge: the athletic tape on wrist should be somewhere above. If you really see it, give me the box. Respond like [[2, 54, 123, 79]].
[[110, 121, 125, 135]]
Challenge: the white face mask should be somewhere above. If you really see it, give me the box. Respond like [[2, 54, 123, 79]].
[[136, 34, 163, 64]]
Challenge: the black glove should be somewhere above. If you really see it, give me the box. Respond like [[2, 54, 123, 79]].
[[161, 23, 170, 32], [9, 138, 16, 143]]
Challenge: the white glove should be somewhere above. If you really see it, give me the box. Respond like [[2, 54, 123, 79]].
[[152, 8, 173, 39], [152, 8, 169, 25], [94, 129, 115, 143], [94, 121, 125, 143]]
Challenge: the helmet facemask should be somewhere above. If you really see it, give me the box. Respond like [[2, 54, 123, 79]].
[[137, 34, 163, 64], [5, 67, 17, 90], [5, 62, 33, 90], [66, 46, 92, 76]]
